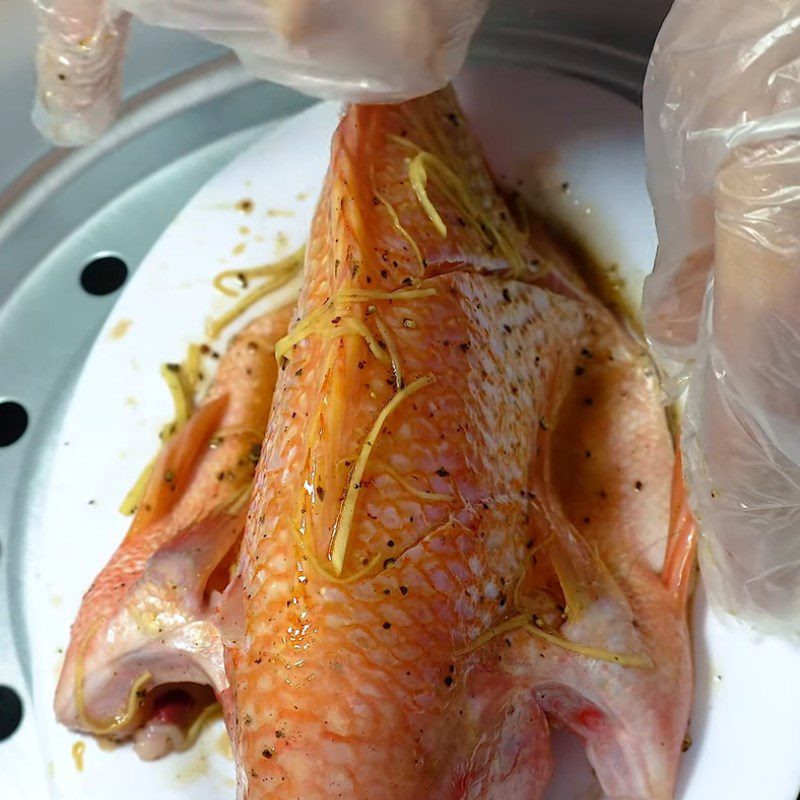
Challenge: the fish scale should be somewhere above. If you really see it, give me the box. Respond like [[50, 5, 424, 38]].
[[227, 86, 692, 800]]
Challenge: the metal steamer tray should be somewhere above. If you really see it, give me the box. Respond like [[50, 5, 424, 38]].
[[2, 26, 800, 800]]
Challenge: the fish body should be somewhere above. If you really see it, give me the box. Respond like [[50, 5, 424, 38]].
[[55, 307, 292, 757], [227, 89, 692, 799]]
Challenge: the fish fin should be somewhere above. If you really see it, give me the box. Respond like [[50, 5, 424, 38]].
[[143, 502, 248, 610], [457, 671, 553, 798], [529, 351, 626, 619], [127, 394, 229, 538], [662, 443, 697, 610]]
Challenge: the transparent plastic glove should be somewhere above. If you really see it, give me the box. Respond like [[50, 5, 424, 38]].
[[32, 0, 488, 146], [33, 0, 131, 146], [643, 0, 800, 633]]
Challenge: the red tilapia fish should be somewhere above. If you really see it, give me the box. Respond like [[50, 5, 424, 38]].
[[225, 88, 695, 799], [55, 307, 292, 759]]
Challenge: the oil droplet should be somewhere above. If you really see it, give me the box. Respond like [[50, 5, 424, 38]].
[[232, 242, 247, 256], [97, 737, 119, 752], [234, 199, 254, 214], [174, 753, 209, 784], [71, 740, 86, 772], [215, 731, 233, 760], [109, 318, 132, 340], [266, 208, 294, 218], [238, 226, 251, 236]]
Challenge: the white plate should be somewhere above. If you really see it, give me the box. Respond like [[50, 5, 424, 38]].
[[24, 65, 800, 800]]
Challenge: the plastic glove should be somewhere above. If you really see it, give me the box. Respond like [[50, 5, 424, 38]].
[[32, 0, 488, 146], [643, 0, 800, 634]]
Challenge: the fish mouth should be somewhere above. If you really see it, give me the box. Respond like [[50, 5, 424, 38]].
[[132, 682, 219, 761], [54, 610, 229, 755], [54, 495, 248, 751]]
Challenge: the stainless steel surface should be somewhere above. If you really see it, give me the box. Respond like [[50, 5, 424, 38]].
[[488, 0, 672, 57], [0, 4, 673, 796]]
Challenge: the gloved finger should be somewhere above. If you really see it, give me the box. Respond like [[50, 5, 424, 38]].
[[714, 139, 800, 464], [32, 0, 489, 146], [33, 0, 130, 146], [125, 0, 489, 101], [683, 139, 800, 628], [643, 0, 800, 382]]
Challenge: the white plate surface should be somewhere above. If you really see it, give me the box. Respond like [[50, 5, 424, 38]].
[[24, 65, 800, 800]]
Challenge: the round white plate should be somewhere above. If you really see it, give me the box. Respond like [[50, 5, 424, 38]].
[[23, 65, 800, 800]]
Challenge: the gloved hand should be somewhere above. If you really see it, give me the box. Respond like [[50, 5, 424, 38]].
[[31, 0, 489, 145], [643, 0, 800, 633]]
